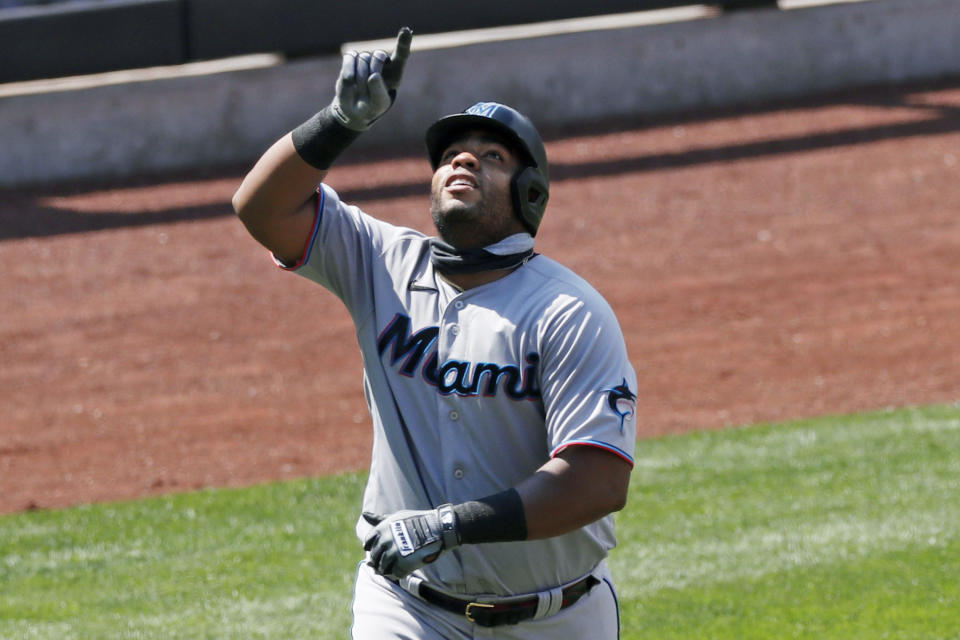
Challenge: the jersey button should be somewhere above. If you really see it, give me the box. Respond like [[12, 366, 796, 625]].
[[449, 411, 460, 421], [453, 467, 465, 479], [450, 325, 461, 336], [454, 301, 465, 310]]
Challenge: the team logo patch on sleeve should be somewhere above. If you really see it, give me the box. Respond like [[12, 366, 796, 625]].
[[605, 379, 637, 432]]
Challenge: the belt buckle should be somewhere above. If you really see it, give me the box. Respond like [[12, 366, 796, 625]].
[[464, 601, 495, 624]]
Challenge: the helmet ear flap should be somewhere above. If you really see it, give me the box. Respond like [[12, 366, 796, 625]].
[[511, 167, 550, 236]]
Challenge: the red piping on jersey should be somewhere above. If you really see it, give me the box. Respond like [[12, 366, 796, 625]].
[[551, 440, 634, 468], [276, 187, 325, 271]]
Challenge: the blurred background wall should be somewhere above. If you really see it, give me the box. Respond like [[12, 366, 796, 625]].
[[1, 0, 957, 187]]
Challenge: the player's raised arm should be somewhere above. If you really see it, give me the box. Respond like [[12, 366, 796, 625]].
[[232, 27, 413, 264]]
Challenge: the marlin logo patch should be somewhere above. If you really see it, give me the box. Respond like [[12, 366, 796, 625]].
[[606, 379, 637, 432]]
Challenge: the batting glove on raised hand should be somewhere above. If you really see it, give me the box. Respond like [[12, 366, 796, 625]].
[[332, 26, 412, 131], [362, 504, 460, 580]]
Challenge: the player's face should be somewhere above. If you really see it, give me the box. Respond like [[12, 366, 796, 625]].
[[430, 130, 525, 249]]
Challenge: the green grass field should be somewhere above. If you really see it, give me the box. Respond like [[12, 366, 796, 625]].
[[2, 404, 958, 639]]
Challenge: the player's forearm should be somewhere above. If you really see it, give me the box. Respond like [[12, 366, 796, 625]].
[[233, 133, 326, 227], [514, 447, 632, 540], [232, 133, 328, 262], [362, 446, 631, 580], [235, 28, 411, 264], [457, 447, 631, 543]]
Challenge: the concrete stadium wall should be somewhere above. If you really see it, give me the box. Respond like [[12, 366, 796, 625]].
[[1, 0, 958, 188]]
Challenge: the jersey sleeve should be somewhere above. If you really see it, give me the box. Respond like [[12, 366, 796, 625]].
[[274, 183, 404, 319], [538, 293, 637, 467]]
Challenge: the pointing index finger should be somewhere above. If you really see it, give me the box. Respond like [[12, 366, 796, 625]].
[[382, 27, 412, 88], [391, 26, 413, 64]]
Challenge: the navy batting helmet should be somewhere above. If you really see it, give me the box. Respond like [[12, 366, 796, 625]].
[[425, 102, 549, 235]]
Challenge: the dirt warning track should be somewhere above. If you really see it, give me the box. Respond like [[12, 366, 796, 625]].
[[2, 79, 959, 514]]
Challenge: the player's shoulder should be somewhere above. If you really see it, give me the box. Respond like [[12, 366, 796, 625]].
[[517, 256, 629, 349], [321, 183, 428, 248], [523, 255, 612, 307], [511, 255, 623, 329]]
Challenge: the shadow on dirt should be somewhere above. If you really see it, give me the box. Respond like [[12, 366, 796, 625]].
[[3, 78, 958, 242]]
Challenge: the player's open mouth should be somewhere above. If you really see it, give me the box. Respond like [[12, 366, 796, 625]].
[[445, 174, 478, 191]]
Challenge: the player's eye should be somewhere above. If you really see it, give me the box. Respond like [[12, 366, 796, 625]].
[[441, 149, 459, 163], [484, 149, 505, 161]]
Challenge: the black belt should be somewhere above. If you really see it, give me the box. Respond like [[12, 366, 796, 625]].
[[413, 574, 600, 627]]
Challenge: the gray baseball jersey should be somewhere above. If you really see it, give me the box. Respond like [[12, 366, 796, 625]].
[[278, 184, 637, 597]]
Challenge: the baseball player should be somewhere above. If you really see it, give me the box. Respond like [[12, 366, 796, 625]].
[[232, 27, 637, 638]]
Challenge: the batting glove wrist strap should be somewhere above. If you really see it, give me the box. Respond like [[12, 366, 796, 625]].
[[291, 106, 361, 170], [436, 503, 461, 550]]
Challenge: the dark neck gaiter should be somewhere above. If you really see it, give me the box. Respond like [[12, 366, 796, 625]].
[[429, 233, 535, 276]]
